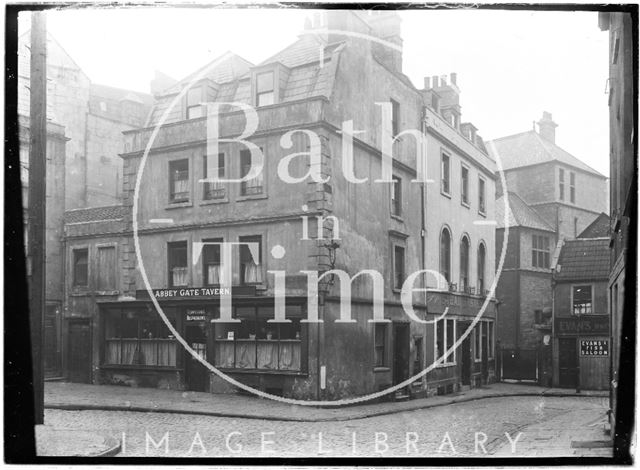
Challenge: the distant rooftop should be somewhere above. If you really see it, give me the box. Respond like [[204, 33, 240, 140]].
[[495, 192, 554, 231], [555, 238, 610, 281], [487, 130, 605, 177]]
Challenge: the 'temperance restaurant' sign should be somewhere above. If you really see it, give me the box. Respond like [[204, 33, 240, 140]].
[[554, 315, 609, 336]]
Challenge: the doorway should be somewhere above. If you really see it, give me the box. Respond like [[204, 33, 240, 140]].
[[185, 322, 209, 392], [558, 337, 578, 388], [459, 321, 472, 385], [67, 319, 91, 383], [393, 323, 410, 386]]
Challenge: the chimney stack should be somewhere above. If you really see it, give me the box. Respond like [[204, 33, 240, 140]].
[[537, 111, 558, 143]]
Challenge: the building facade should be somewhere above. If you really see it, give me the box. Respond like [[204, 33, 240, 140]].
[[552, 238, 610, 391], [62, 11, 498, 400], [19, 114, 68, 377], [599, 9, 636, 446]]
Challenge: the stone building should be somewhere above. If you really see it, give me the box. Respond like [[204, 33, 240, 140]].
[[552, 237, 610, 391], [599, 9, 636, 446], [488, 114, 608, 381], [18, 31, 152, 209], [489, 113, 608, 240], [62, 11, 498, 400], [19, 114, 68, 377]]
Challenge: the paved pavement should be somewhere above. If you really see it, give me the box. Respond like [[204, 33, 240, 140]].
[[45, 381, 607, 422], [43, 396, 611, 457], [36, 425, 120, 457]]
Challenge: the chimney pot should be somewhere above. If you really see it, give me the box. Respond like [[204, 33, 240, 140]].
[[432, 75, 439, 88], [424, 77, 431, 89], [450, 73, 457, 86], [537, 111, 558, 143]]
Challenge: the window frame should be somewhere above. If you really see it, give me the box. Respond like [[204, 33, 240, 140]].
[[441, 151, 451, 197], [440, 226, 452, 285], [255, 70, 276, 107], [435, 318, 456, 366], [571, 284, 594, 315], [202, 237, 224, 287], [202, 153, 227, 202], [569, 171, 576, 203], [238, 235, 263, 286], [393, 244, 406, 292], [478, 176, 486, 215], [167, 241, 189, 288], [96, 243, 118, 292], [559, 168, 565, 201], [531, 234, 550, 269], [186, 86, 204, 120], [460, 164, 470, 207], [168, 158, 191, 205], [477, 241, 486, 295], [390, 98, 400, 137], [459, 234, 470, 293], [239, 148, 265, 198], [374, 323, 387, 368], [72, 247, 89, 288], [391, 174, 402, 218]]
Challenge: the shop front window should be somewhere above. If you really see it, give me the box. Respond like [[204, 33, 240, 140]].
[[104, 309, 178, 367], [212, 305, 303, 372]]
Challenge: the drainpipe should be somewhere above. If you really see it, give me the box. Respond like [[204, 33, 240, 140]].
[[421, 110, 428, 390]]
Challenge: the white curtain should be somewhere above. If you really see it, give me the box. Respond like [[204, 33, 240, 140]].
[[172, 267, 188, 286], [257, 341, 278, 369], [244, 262, 261, 284], [215, 341, 235, 368], [236, 340, 256, 369], [207, 264, 220, 285], [279, 342, 301, 371]]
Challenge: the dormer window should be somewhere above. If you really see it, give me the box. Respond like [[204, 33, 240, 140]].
[[186, 87, 203, 119], [256, 71, 275, 107]]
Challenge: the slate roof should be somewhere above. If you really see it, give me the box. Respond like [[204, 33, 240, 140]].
[[495, 192, 554, 231], [65, 205, 129, 224], [487, 130, 605, 177], [578, 213, 611, 238], [146, 38, 344, 127], [555, 238, 610, 281]]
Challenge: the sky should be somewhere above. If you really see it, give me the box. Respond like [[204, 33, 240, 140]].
[[18, 6, 610, 176]]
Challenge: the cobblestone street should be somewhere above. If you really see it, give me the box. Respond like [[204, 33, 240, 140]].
[[44, 396, 610, 457]]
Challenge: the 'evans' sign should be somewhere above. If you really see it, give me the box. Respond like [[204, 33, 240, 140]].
[[555, 315, 609, 336]]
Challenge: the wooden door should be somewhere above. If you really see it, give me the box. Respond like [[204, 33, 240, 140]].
[[558, 338, 577, 388], [67, 320, 91, 383]]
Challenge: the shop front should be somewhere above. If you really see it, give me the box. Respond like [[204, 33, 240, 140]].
[[425, 290, 497, 395], [98, 289, 309, 396], [553, 315, 610, 390]]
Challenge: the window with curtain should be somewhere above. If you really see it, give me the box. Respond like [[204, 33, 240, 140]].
[[169, 159, 189, 203], [104, 309, 177, 367], [168, 241, 188, 287], [212, 306, 303, 371], [239, 235, 262, 285], [203, 153, 226, 200], [440, 228, 451, 284], [460, 236, 470, 292], [202, 238, 222, 286], [240, 149, 264, 196], [477, 243, 486, 295]]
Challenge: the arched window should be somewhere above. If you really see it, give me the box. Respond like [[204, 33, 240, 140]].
[[477, 242, 486, 295], [460, 235, 470, 292], [440, 227, 451, 284]]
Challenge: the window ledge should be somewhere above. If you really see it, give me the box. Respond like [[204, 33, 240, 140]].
[[461, 201, 470, 209], [165, 201, 193, 210], [436, 362, 456, 368], [441, 190, 451, 199], [100, 364, 182, 371], [70, 289, 90, 296], [237, 194, 268, 202], [374, 366, 391, 373], [95, 290, 120, 296], [478, 210, 486, 217], [200, 198, 229, 206], [390, 214, 404, 223], [218, 368, 307, 377]]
